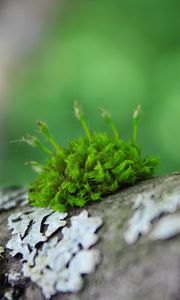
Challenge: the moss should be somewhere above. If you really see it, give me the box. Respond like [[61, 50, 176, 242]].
[[23, 102, 159, 212]]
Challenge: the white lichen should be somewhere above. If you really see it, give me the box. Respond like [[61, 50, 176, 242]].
[[4, 290, 13, 300], [6, 208, 67, 264], [6, 233, 30, 259], [44, 211, 67, 237], [124, 189, 180, 244], [150, 214, 180, 240], [0, 187, 28, 211], [6, 209, 103, 299], [8, 272, 21, 284]]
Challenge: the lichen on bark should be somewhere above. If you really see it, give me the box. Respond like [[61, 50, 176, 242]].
[[6, 209, 103, 299], [0, 174, 180, 300]]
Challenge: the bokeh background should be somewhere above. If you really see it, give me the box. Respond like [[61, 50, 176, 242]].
[[0, 0, 180, 186]]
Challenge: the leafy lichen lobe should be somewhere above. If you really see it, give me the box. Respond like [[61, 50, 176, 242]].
[[25, 102, 159, 212]]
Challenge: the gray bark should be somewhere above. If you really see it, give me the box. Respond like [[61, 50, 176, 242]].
[[0, 173, 180, 300]]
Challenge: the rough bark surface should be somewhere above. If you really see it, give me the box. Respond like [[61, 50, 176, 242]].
[[0, 174, 180, 300]]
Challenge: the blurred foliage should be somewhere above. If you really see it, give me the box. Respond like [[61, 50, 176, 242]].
[[1, 0, 180, 185]]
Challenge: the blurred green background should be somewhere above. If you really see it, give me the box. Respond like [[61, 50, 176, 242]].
[[1, 0, 180, 186]]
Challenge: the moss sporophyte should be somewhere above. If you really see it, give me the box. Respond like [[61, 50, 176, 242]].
[[22, 102, 159, 212]]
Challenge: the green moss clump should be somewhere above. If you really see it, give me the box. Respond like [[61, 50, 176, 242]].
[[23, 102, 159, 212]]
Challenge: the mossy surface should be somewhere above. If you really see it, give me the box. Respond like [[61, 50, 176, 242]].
[[23, 102, 159, 212]]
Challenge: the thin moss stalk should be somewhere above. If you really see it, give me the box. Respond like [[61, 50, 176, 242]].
[[74, 100, 93, 142], [99, 107, 120, 142], [132, 105, 142, 144]]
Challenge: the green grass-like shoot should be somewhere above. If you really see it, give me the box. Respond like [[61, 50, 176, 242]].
[[23, 102, 159, 212]]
